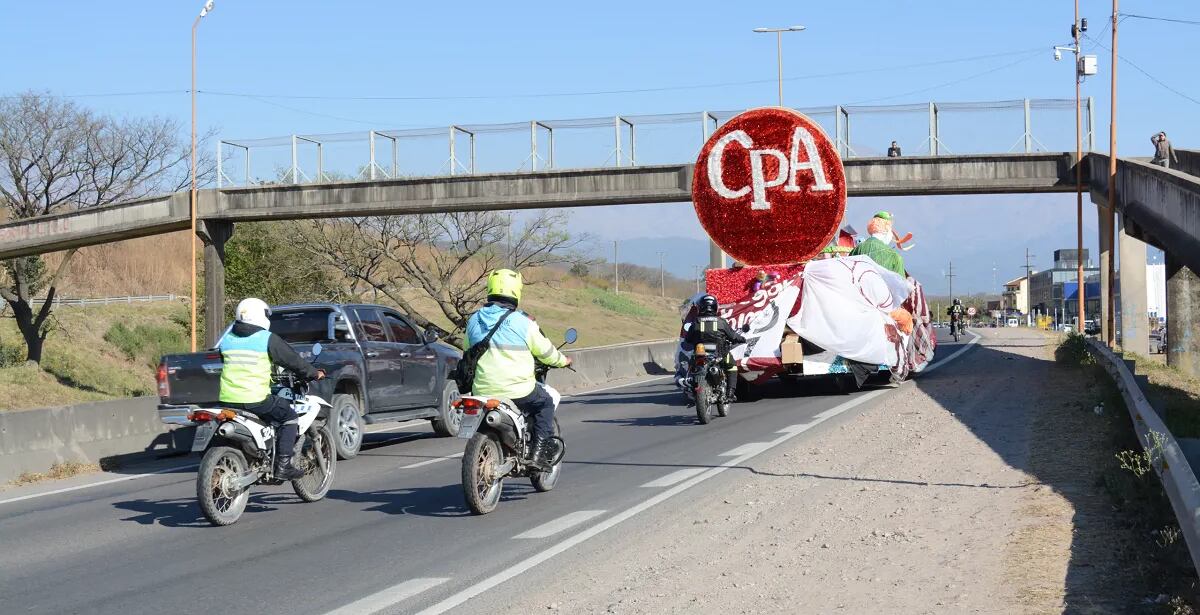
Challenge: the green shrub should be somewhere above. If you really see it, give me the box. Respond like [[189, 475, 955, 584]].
[[586, 288, 655, 318], [1054, 331, 1093, 366], [104, 322, 188, 369], [0, 339, 25, 367]]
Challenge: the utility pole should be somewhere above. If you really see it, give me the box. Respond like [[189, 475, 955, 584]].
[[945, 261, 956, 303], [1023, 248, 1036, 281], [1074, 0, 1087, 332], [693, 265, 701, 294], [657, 251, 666, 297], [1106, 0, 1119, 348], [613, 240, 619, 295]]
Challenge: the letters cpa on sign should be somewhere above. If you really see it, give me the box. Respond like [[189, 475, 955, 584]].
[[691, 107, 847, 267]]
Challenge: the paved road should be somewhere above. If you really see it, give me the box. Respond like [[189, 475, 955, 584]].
[[0, 335, 973, 615]]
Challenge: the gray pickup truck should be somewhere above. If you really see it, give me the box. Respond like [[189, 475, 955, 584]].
[[157, 303, 463, 459]]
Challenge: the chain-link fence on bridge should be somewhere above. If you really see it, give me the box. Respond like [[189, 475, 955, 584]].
[[217, 97, 1095, 188]]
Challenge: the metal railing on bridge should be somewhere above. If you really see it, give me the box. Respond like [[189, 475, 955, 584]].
[[217, 97, 1096, 188]]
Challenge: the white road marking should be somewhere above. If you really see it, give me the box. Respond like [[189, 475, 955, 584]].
[[414, 388, 892, 615], [640, 468, 706, 488], [0, 463, 199, 506], [775, 423, 815, 435], [324, 577, 450, 615], [514, 510, 607, 539], [922, 331, 981, 374], [720, 442, 772, 457], [399, 452, 463, 470], [366, 421, 428, 434]]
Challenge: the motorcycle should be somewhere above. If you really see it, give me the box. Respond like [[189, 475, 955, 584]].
[[456, 328, 577, 515], [173, 343, 335, 526], [688, 342, 731, 424]]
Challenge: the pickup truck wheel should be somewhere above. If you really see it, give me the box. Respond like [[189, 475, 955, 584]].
[[431, 381, 463, 437], [331, 393, 363, 460]]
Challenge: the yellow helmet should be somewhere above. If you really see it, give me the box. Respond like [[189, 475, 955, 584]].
[[486, 269, 523, 303]]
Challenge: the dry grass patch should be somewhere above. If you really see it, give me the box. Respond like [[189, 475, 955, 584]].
[[10, 461, 101, 486]]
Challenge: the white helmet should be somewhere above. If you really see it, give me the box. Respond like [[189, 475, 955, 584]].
[[235, 298, 272, 330]]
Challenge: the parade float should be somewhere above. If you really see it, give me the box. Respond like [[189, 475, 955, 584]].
[[678, 107, 936, 396]]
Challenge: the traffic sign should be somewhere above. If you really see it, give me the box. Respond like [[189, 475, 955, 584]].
[[967, 306, 977, 317], [692, 107, 847, 266]]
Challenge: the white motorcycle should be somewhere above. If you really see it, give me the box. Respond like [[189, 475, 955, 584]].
[[456, 328, 577, 515], [166, 344, 336, 526]]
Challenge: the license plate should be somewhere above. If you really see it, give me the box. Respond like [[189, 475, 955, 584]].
[[191, 421, 217, 452], [457, 411, 483, 439]]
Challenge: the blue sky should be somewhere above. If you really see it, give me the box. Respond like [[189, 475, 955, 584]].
[[2, 0, 1195, 292]]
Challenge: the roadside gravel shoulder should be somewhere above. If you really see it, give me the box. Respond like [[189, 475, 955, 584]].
[[466, 328, 1138, 614]]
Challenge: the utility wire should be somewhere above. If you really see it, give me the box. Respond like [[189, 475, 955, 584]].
[[846, 50, 1045, 105], [1119, 13, 1200, 27], [196, 47, 1048, 102], [1085, 33, 1200, 107]]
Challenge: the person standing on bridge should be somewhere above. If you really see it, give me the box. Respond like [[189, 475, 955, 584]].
[[216, 298, 325, 480], [465, 269, 571, 470], [887, 141, 902, 157], [1151, 132, 1178, 169]]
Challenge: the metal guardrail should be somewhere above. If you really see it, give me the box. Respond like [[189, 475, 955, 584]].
[[1086, 338, 1200, 574], [1, 294, 181, 309]]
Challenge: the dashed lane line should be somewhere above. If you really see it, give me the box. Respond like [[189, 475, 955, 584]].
[[513, 510, 607, 539], [324, 577, 451, 615], [399, 452, 463, 470], [639, 468, 706, 488]]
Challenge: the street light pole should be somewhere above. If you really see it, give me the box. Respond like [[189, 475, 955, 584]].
[[753, 26, 805, 108], [1107, 0, 1118, 348], [190, 0, 214, 352], [657, 251, 665, 297], [1074, 0, 1086, 332]]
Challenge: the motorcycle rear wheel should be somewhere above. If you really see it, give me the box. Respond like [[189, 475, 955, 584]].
[[197, 446, 251, 526], [695, 379, 713, 425], [463, 432, 504, 515], [530, 418, 563, 493], [293, 423, 336, 502]]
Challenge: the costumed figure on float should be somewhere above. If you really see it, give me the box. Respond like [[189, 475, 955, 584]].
[[675, 107, 936, 401]]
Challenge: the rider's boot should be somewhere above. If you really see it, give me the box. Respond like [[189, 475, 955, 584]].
[[725, 371, 738, 403], [528, 436, 553, 471], [273, 454, 305, 480], [538, 438, 563, 469]]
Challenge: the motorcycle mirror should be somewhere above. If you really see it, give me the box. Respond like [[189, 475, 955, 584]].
[[311, 342, 323, 358], [423, 327, 440, 344], [563, 327, 578, 345]]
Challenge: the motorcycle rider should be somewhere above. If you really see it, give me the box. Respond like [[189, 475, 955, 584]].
[[684, 294, 746, 402], [947, 298, 967, 336], [216, 298, 325, 480], [465, 269, 571, 470]]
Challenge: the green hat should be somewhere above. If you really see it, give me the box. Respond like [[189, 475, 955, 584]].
[[873, 211, 893, 221]]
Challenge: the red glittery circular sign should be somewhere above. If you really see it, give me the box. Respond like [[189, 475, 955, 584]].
[[692, 107, 846, 266]]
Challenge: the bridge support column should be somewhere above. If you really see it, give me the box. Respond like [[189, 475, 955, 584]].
[[707, 239, 726, 271], [1098, 204, 1114, 344], [199, 220, 234, 348], [1167, 254, 1200, 379], [1118, 215, 1148, 355]]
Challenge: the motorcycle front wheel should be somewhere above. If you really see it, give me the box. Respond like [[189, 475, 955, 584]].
[[695, 378, 713, 425], [463, 432, 505, 515], [293, 422, 336, 502], [197, 446, 251, 526], [530, 418, 562, 493]]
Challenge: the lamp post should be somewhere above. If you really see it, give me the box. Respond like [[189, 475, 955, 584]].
[[1054, 1, 1092, 335], [753, 26, 805, 108], [190, 0, 214, 351], [1106, 0, 1118, 348]]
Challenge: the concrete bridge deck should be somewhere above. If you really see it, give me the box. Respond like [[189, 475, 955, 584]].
[[0, 152, 1078, 261]]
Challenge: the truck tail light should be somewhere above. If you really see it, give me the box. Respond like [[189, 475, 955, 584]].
[[156, 362, 170, 399]]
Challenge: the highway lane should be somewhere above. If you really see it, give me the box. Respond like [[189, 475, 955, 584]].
[[0, 336, 973, 615]]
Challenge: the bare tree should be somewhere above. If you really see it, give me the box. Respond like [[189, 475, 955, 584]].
[[0, 92, 209, 363], [298, 211, 586, 346]]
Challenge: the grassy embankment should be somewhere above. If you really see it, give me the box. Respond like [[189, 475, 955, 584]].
[[0, 233, 683, 412]]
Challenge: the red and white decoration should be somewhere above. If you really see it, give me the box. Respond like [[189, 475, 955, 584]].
[[692, 107, 847, 266]]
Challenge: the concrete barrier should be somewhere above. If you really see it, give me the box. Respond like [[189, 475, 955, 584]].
[[0, 397, 191, 483], [0, 339, 678, 483], [553, 339, 677, 394]]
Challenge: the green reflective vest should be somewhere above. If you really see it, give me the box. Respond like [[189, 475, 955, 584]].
[[217, 329, 273, 404]]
